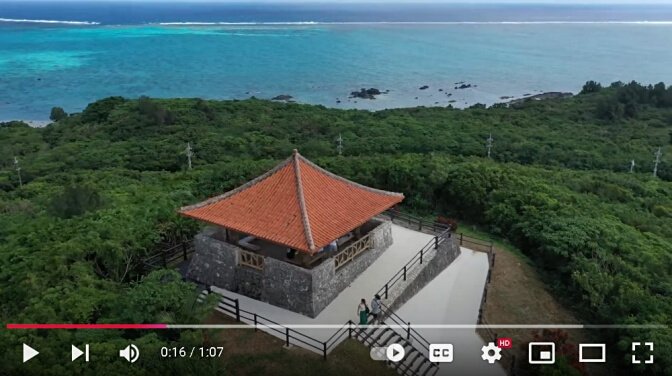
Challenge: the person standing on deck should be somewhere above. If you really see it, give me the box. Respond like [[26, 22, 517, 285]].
[[370, 294, 382, 324], [357, 298, 369, 325]]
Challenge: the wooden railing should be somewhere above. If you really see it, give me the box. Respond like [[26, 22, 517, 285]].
[[202, 289, 355, 360], [382, 209, 450, 235], [143, 241, 195, 272], [239, 249, 264, 271], [333, 232, 373, 270]]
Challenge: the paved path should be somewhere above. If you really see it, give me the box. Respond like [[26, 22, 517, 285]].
[[396, 248, 506, 376], [212, 224, 434, 342]]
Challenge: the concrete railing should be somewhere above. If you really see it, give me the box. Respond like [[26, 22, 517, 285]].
[[333, 232, 373, 270]]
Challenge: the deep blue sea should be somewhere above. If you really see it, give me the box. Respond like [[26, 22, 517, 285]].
[[2, 2, 672, 120]]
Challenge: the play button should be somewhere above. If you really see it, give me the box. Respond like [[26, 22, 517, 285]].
[[23, 344, 39, 363], [386, 343, 405, 362]]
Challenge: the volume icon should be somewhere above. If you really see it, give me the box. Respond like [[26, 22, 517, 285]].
[[119, 344, 139, 363]]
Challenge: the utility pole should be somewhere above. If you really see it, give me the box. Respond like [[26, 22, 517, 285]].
[[336, 133, 343, 156], [653, 147, 662, 178], [13, 156, 22, 187], [630, 159, 635, 173], [185, 142, 194, 170], [486, 133, 494, 159]]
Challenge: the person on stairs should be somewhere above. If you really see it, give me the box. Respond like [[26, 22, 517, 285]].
[[357, 298, 369, 325], [370, 294, 382, 324]]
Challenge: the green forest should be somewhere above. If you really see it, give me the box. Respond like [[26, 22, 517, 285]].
[[1, 81, 671, 375]]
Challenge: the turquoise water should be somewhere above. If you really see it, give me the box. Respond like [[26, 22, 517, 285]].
[[1, 23, 672, 120]]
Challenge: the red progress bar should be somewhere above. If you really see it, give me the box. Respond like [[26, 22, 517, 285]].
[[6, 324, 167, 329]]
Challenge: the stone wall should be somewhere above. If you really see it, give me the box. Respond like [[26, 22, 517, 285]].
[[186, 227, 238, 289], [186, 219, 394, 318], [386, 234, 461, 312], [263, 257, 314, 316]]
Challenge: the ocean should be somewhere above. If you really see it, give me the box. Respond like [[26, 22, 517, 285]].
[[1, 1, 672, 120]]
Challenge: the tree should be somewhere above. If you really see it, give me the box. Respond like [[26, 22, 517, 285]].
[[49, 107, 67, 122], [580, 80, 602, 94], [48, 184, 103, 219]]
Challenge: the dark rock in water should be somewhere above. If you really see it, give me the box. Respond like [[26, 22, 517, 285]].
[[446, 93, 452, 97], [523, 93, 532, 96], [272, 94, 293, 101], [448, 100, 457, 103], [419, 85, 429, 90], [349, 88, 384, 100], [414, 97, 419, 100], [438, 88, 443, 92], [500, 96, 514, 100], [434, 102, 439, 104], [336, 100, 341, 104], [455, 83, 472, 90], [384, 89, 390, 94], [454, 81, 465, 85]]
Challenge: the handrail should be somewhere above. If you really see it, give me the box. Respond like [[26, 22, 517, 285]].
[[206, 289, 355, 360], [143, 241, 194, 270], [375, 228, 451, 300], [383, 208, 450, 235], [379, 302, 432, 354]]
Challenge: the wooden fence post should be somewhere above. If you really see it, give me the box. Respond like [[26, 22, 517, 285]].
[[460, 233, 464, 246], [182, 242, 188, 260], [420, 249, 423, 264], [385, 284, 389, 299], [403, 266, 407, 281], [434, 236, 439, 249], [285, 328, 290, 347], [323, 342, 327, 360], [235, 299, 240, 322], [406, 322, 411, 340], [254, 314, 258, 331]]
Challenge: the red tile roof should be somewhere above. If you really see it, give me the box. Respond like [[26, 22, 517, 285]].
[[180, 150, 404, 254]]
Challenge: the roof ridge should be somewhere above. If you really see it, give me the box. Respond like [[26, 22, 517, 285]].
[[179, 155, 294, 212], [297, 154, 404, 198], [292, 149, 316, 253]]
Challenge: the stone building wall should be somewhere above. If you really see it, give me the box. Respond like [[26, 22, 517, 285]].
[[185, 219, 394, 318]]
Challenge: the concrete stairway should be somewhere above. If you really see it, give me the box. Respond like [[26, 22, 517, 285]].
[[354, 324, 438, 376]]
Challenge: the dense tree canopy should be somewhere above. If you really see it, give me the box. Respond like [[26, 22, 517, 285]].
[[0, 80, 670, 375]]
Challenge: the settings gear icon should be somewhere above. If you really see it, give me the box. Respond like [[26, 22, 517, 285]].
[[481, 342, 502, 364]]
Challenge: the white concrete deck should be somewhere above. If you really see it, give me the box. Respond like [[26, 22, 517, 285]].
[[396, 248, 506, 376], [212, 224, 433, 340]]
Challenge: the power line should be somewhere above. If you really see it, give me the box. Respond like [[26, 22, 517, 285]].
[[653, 147, 662, 178], [13, 156, 22, 187]]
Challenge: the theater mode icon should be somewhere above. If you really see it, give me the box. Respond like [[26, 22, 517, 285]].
[[579, 344, 606, 363]]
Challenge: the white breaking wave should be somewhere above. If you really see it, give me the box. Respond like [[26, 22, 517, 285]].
[[0, 18, 100, 25], [155, 20, 672, 26]]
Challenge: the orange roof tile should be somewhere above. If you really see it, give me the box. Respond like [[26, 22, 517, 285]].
[[180, 150, 404, 254]]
